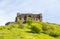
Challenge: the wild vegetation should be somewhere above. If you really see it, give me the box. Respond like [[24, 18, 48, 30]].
[[0, 17, 60, 39]]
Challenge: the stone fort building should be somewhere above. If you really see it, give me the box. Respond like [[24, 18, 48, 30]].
[[5, 12, 43, 25], [15, 13, 42, 23]]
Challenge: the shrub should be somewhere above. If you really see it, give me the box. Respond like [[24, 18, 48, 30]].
[[26, 17, 33, 24], [17, 19, 23, 24], [17, 19, 24, 29], [42, 23, 60, 37], [30, 22, 42, 34]]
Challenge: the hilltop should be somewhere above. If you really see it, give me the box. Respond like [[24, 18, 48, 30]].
[[0, 13, 60, 39]]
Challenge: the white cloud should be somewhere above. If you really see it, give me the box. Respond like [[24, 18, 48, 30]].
[[0, 0, 60, 25]]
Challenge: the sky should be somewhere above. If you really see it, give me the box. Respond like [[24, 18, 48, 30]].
[[0, 0, 60, 25]]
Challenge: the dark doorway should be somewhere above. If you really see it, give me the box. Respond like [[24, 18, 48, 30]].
[[28, 15, 31, 17], [24, 15, 27, 20]]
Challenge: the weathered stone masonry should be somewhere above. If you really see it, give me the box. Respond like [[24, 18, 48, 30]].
[[15, 13, 43, 23], [5, 12, 43, 25]]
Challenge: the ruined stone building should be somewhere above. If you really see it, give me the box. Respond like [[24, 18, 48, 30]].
[[5, 12, 43, 25], [15, 13, 43, 23]]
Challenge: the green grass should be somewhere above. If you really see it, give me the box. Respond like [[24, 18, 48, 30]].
[[0, 28, 55, 39], [0, 17, 60, 39]]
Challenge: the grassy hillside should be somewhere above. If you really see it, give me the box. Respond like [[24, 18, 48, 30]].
[[0, 17, 60, 39]]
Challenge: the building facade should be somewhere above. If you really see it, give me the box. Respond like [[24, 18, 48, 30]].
[[5, 13, 43, 25], [15, 13, 43, 23]]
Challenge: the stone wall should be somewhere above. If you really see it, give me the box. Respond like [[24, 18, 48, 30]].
[[15, 13, 43, 23], [6, 13, 43, 25]]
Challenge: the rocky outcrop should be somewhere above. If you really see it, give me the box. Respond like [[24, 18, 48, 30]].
[[5, 22, 17, 25]]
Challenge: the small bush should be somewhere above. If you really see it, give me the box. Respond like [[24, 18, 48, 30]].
[[31, 26, 40, 33], [30, 23, 42, 34], [42, 23, 60, 37]]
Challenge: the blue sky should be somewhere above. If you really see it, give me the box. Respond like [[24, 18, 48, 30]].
[[0, 0, 60, 25]]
